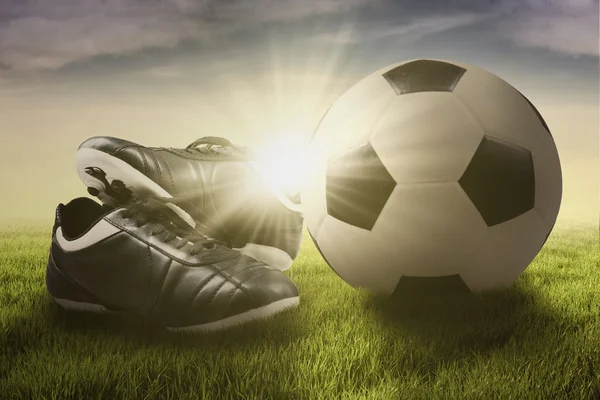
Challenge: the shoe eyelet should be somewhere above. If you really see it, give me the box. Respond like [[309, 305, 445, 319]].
[[203, 243, 217, 250]]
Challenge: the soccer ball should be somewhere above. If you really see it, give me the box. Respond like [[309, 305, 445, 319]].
[[302, 59, 562, 295]]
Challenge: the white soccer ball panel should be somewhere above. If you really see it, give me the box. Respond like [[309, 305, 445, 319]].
[[452, 65, 544, 151], [316, 182, 488, 295], [370, 93, 484, 184], [532, 133, 562, 231], [315, 214, 400, 294], [459, 209, 547, 291], [373, 182, 488, 276], [310, 72, 398, 158]]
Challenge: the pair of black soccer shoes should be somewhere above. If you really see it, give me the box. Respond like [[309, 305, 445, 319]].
[[48, 136, 304, 332]]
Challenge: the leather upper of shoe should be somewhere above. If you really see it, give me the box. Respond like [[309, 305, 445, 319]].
[[51, 197, 298, 327], [78, 136, 304, 258], [80, 136, 179, 193], [78, 136, 141, 155], [79, 136, 255, 198]]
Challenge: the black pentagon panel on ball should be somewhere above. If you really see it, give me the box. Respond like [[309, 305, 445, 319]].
[[459, 136, 535, 227], [326, 142, 396, 231], [382, 59, 467, 95], [391, 275, 472, 299]]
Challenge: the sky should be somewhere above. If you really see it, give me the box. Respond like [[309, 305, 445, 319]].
[[0, 0, 598, 224]]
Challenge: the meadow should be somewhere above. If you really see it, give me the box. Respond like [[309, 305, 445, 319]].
[[0, 220, 598, 399]]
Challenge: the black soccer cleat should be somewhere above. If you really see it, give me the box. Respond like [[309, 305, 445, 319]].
[[75, 136, 303, 271], [47, 197, 299, 332]]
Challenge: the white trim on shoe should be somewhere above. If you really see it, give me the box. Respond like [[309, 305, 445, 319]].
[[55, 222, 120, 252], [53, 298, 113, 313]]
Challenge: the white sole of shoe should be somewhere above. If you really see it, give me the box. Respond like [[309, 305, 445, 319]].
[[167, 296, 299, 333], [54, 298, 114, 313], [53, 296, 299, 332], [75, 148, 295, 270]]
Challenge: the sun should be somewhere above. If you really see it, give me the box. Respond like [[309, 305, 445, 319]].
[[251, 131, 317, 210]]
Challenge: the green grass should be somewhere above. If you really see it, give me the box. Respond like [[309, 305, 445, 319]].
[[0, 221, 598, 399]]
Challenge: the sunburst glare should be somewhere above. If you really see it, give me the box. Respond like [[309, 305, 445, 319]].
[[253, 130, 314, 199]]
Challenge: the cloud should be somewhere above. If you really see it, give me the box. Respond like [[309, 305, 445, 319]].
[[498, 0, 599, 56], [0, 0, 376, 72], [317, 12, 493, 44], [0, 0, 596, 74], [192, 0, 375, 21], [143, 65, 184, 79], [0, 1, 218, 71]]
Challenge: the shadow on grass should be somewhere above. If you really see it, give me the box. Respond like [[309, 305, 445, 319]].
[[361, 284, 568, 382], [52, 301, 306, 347], [1, 292, 305, 399], [0, 290, 306, 367]]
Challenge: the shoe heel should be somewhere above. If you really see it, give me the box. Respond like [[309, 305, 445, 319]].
[[46, 252, 111, 313]]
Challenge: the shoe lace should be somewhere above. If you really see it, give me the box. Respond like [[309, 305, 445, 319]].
[[120, 197, 230, 255], [153, 137, 247, 157], [185, 136, 254, 158]]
